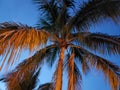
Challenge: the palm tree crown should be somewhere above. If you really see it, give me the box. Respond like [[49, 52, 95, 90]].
[[0, 0, 120, 90]]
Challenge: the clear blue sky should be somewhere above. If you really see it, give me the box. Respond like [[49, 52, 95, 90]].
[[0, 0, 120, 90]]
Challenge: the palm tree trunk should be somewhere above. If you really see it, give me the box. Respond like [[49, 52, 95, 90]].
[[55, 47, 65, 90]]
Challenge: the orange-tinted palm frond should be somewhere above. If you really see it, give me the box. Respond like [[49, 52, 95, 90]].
[[73, 62, 82, 90], [69, 0, 120, 31], [67, 53, 82, 90], [0, 22, 49, 70], [64, 52, 82, 90], [53, 47, 65, 90], [1, 45, 55, 90], [68, 53, 75, 90], [3, 68, 41, 90], [71, 45, 120, 90], [87, 54, 120, 90]]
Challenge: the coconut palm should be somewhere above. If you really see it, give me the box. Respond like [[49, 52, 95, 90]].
[[0, 0, 120, 90]]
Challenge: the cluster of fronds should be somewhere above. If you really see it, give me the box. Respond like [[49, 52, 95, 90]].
[[0, 22, 49, 69], [72, 46, 120, 90], [0, 0, 120, 90]]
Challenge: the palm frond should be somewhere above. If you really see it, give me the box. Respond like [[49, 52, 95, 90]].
[[1, 45, 55, 90], [67, 53, 82, 90], [34, 0, 58, 24], [28, 68, 41, 90], [0, 22, 49, 70], [72, 47, 90, 74], [68, 53, 75, 90], [69, 0, 120, 31], [38, 82, 53, 90], [17, 68, 41, 90], [45, 47, 60, 67], [71, 45, 120, 90], [82, 32, 120, 55], [71, 32, 120, 55], [73, 62, 82, 90], [56, 0, 74, 26], [37, 18, 53, 31], [1, 68, 40, 90], [34, 0, 75, 34], [87, 54, 120, 90]]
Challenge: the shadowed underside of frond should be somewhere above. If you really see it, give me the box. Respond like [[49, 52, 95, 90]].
[[33, 0, 75, 35], [0, 22, 49, 70], [71, 32, 120, 55], [71, 46, 120, 90], [72, 46, 90, 74], [82, 33, 120, 54], [68, 53, 75, 90], [44, 46, 60, 67], [69, 0, 120, 31], [38, 83, 53, 90]]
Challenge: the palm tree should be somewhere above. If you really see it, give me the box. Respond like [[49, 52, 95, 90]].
[[0, 0, 120, 90]]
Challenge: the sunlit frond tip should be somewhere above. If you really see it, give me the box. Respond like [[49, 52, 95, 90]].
[[0, 22, 49, 70]]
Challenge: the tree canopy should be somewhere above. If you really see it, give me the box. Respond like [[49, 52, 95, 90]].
[[0, 0, 120, 90]]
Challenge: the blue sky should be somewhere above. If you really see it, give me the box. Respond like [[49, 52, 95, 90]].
[[0, 0, 38, 26], [0, 0, 120, 90]]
